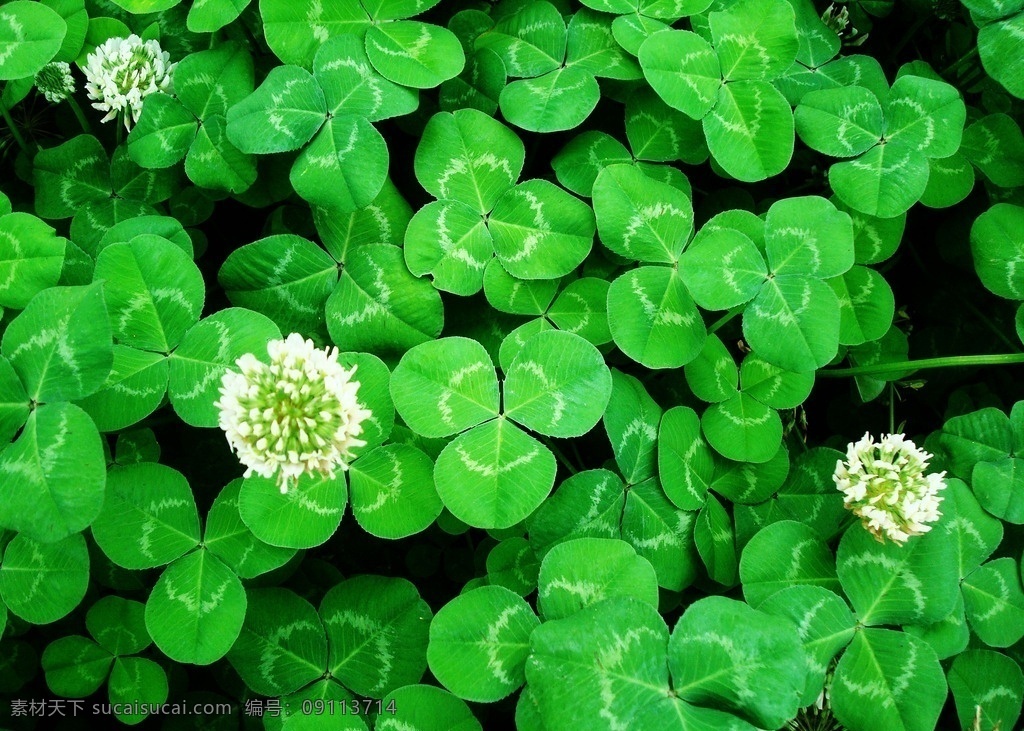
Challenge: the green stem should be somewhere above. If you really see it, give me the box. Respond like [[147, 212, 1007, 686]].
[[0, 91, 31, 156], [540, 436, 578, 476], [940, 46, 979, 76], [569, 439, 586, 472], [905, 241, 1019, 352], [66, 96, 91, 134], [959, 297, 1021, 352], [888, 382, 895, 434], [708, 305, 744, 334], [957, 68, 987, 91], [819, 353, 1024, 378], [887, 15, 929, 62]]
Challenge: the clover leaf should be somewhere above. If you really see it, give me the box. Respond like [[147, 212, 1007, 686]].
[[407, 109, 594, 295], [796, 75, 967, 217], [639, 0, 799, 181], [261, 0, 462, 89]]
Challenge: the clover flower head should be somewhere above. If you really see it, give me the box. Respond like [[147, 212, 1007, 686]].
[[215, 333, 372, 493], [83, 34, 175, 131], [833, 432, 947, 545], [35, 62, 75, 104], [821, 2, 868, 46], [821, 3, 850, 34]]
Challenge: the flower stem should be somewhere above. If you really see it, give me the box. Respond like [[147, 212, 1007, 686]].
[[819, 353, 1024, 378], [888, 382, 895, 434], [0, 90, 31, 156], [67, 96, 92, 134]]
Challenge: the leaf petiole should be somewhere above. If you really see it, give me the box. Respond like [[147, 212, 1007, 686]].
[[708, 304, 745, 334], [940, 46, 979, 77], [820, 353, 1024, 378], [538, 435, 578, 476], [0, 86, 32, 156]]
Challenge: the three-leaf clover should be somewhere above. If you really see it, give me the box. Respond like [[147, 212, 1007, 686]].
[[406, 108, 595, 295], [476, 3, 641, 132], [678, 196, 856, 372], [795, 75, 967, 217], [226, 35, 416, 211], [638, 0, 800, 181], [391, 331, 612, 529], [261, 0, 465, 88], [128, 42, 257, 193], [42, 597, 168, 725]]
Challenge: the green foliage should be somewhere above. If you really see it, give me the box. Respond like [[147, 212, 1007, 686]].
[[971, 202, 1024, 300], [832, 629, 947, 731], [671, 596, 808, 728], [145, 547, 246, 664], [168, 307, 281, 426], [639, 0, 799, 180], [239, 471, 347, 549], [796, 75, 967, 217], [321, 575, 431, 696], [92, 461, 200, 569], [0, 1, 67, 81], [0, 0, 1022, 728], [536, 537, 658, 620], [226, 588, 326, 696], [948, 650, 1024, 731], [0, 402, 105, 542], [740, 520, 840, 607], [0, 532, 89, 624], [428, 585, 538, 701], [0, 212, 65, 309], [837, 514, 959, 625]]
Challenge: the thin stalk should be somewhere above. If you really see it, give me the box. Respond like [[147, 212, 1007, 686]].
[[0, 92, 31, 156], [888, 382, 895, 434], [819, 353, 1024, 378], [887, 15, 929, 62], [568, 439, 585, 472], [708, 304, 745, 334], [905, 240, 1019, 352], [958, 296, 1021, 353], [940, 46, 979, 76], [66, 96, 91, 134], [957, 68, 987, 91], [540, 436, 578, 476]]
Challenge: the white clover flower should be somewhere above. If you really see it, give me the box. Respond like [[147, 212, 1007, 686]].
[[833, 432, 947, 545], [215, 333, 372, 493], [83, 34, 175, 131], [34, 62, 75, 104]]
